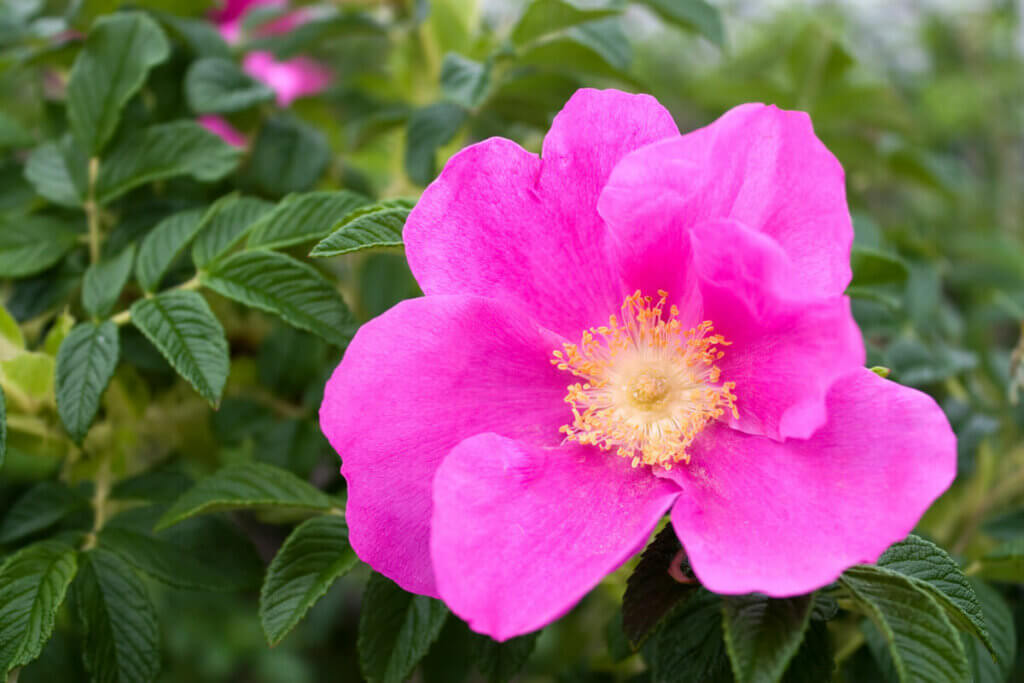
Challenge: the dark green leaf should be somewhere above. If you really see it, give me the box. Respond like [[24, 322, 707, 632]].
[[156, 461, 332, 530], [260, 515, 359, 646], [0, 214, 80, 278], [722, 594, 813, 683], [850, 246, 909, 287], [512, 0, 619, 45], [643, 589, 732, 683], [55, 321, 120, 443], [359, 572, 449, 683], [185, 57, 275, 114], [201, 250, 354, 347], [191, 195, 274, 269], [622, 526, 698, 647], [781, 619, 833, 683], [152, 12, 231, 58], [0, 541, 79, 676], [246, 191, 369, 251], [83, 244, 135, 317], [135, 208, 205, 293], [76, 549, 160, 683], [962, 580, 1015, 683], [440, 53, 491, 108], [470, 629, 541, 683], [405, 102, 467, 185], [67, 12, 171, 153], [0, 111, 33, 150], [640, 0, 725, 47], [243, 116, 329, 196], [23, 138, 86, 207], [130, 290, 229, 406], [0, 482, 88, 544], [310, 199, 413, 257]]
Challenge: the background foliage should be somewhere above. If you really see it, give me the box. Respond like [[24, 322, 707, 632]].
[[1, 0, 1023, 681]]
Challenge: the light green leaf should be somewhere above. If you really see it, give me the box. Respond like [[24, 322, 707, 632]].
[[512, 0, 619, 45], [0, 540, 79, 676], [55, 321, 120, 443], [201, 250, 354, 347], [440, 53, 491, 108], [1, 352, 56, 403], [975, 539, 1024, 583], [97, 121, 242, 205], [640, 0, 725, 47], [260, 515, 359, 646], [722, 594, 814, 683], [0, 305, 25, 359], [185, 57, 275, 114], [83, 244, 135, 317], [191, 195, 274, 269], [76, 549, 160, 683], [23, 138, 85, 207], [0, 481, 88, 544], [0, 214, 80, 278], [310, 199, 413, 257], [130, 291, 229, 406], [246, 191, 370, 251], [405, 103, 467, 185], [156, 461, 332, 530], [359, 572, 449, 683], [840, 565, 969, 683], [135, 208, 206, 293], [963, 580, 1015, 683], [520, 18, 632, 79], [66, 12, 171, 153]]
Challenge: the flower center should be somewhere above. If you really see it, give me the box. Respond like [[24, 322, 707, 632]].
[[552, 290, 738, 469]]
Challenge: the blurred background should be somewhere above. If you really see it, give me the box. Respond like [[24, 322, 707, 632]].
[[1, 0, 1023, 681]]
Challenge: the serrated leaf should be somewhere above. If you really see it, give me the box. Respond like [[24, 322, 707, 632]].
[[83, 244, 135, 317], [191, 195, 274, 269], [23, 138, 86, 207], [405, 102, 467, 185], [440, 53, 491, 108], [359, 572, 449, 683], [640, 0, 725, 47], [975, 539, 1024, 583], [0, 540, 79, 676], [876, 534, 993, 656], [76, 549, 160, 683], [201, 250, 354, 347], [520, 17, 632, 79], [0, 213, 80, 278], [722, 594, 814, 683], [260, 515, 359, 646], [134, 208, 205, 293], [622, 526, 699, 647], [67, 12, 170, 153], [185, 57, 275, 114], [781, 619, 833, 683], [643, 589, 733, 683], [156, 461, 332, 530], [470, 629, 540, 683], [246, 191, 369, 251], [963, 580, 1015, 683], [0, 482, 88, 544], [512, 0, 619, 45], [96, 121, 242, 205], [243, 116, 329, 196], [840, 565, 969, 683], [55, 321, 120, 443], [310, 200, 413, 257], [130, 291, 228, 406]]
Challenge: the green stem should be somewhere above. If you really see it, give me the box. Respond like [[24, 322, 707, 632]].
[[85, 157, 101, 264], [81, 455, 111, 551], [7, 667, 20, 683]]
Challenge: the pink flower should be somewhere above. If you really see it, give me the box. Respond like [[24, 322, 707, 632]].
[[241, 51, 332, 107], [319, 89, 956, 640], [210, 0, 309, 44], [198, 115, 247, 147]]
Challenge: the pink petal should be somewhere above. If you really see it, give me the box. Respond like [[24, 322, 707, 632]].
[[320, 296, 570, 597], [211, 0, 286, 43], [666, 368, 956, 597], [431, 434, 680, 640], [600, 103, 852, 298], [197, 115, 247, 147], [690, 218, 865, 440], [242, 51, 332, 106], [404, 88, 678, 337]]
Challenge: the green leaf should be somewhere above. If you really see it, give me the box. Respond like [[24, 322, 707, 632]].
[[643, 589, 732, 683], [23, 138, 86, 207], [247, 191, 370, 251], [440, 53, 491, 108], [310, 199, 414, 257], [622, 526, 699, 647], [83, 244, 135, 318], [0, 214, 80, 278], [962, 580, 1015, 683], [96, 121, 242, 205], [76, 549, 160, 683], [0, 352, 55, 403], [191, 195, 274, 269], [470, 630, 541, 683], [975, 539, 1024, 583], [511, 0, 619, 45], [0, 386, 5, 470], [185, 57, 275, 114], [840, 565, 969, 683], [152, 12, 231, 58], [359, 572, 449, 683], [260, 515, 359, 646], [520, 18, 632, 79], [243, 116, 329, 196], [54, 321, 120, 443], [66, 12, 171, 154], [405, 102, 467, 185], [135, 208, 206, 293], [721, 594, 814, 683], [156, 461, 332, 530], [850, 246, 909, 287], [876, 534, 993, 656], [0, 111, 33, 150], [0, 482, 88, 544], [0, 540, 79, 676], [781, 619, 833, 683], [0, 305, 25, 357], [640, 0, 725, 47], [201, 250, 354, 347], [130, 290, 229, 406]]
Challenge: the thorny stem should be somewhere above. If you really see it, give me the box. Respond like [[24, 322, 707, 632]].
[[85, 157, 101, 264]]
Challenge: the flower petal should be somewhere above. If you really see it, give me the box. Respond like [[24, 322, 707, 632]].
[[666, 368, 956, 597], [404, 88, 678, 336], [320, 296, 569, 597], [242, 52, 332, 106], [599, 103, 852, 297], [691, 218, 865, 440], [432, 434, 679, 640]]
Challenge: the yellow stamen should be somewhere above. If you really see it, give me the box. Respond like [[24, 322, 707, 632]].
[[552, 290, 738, 469]]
